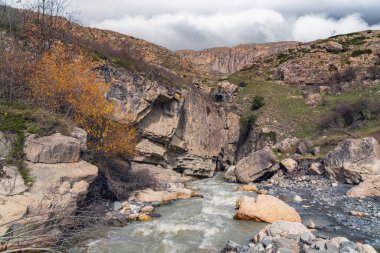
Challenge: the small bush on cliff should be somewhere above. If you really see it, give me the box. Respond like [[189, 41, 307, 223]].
[[30, 46, 137, 158], [251, 96, 265, 111]]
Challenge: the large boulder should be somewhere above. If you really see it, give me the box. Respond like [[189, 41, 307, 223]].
[[24, 133, 81, 164], [224, 166, 237, 182], [234, 195, 302, 223], [0, 131, 14, 159], [132, 188, 193, 203], [325, 137, 380, 184], [346, 175, 380, 198], [262, 221, 308, 237], [0, 166, 28, 196], [274, 137, 299, 154], [235, 148, 278, 183]]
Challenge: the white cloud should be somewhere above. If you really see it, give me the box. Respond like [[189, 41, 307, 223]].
[[91, 10, 380, 50]]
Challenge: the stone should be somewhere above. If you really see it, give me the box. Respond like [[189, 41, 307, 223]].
[[360, 244, 377, 253], [314, 239, 327, 250], [296, 141, 309, 156], [224, 166, 237, 182], [176, 154, 216, 178], [346, 175, 380, 197], [234, 195, 302, 223], [277, 248, 295, 253], [262, 236, 274, 247], [349, 210, 368, 217], [301, 231, 316, 243], [138, 213, 152, 221], [331, 237, 349, 246], [325, 137, 380, 184], [69, 127, 88, 151], [309, 162, 324, 175], [0, 132, 14, 159], [307, 220, 316, 229], [112, 201, 123, 211], [0, 166, 28, 196], [293, 195, 303, 202], [257, 189, 268, 195], [326, 242, 339, 253], [132, 188, 193, 203], [141, 205, 154, 213], [281, 159, 298, 173], [262, 221, 309, 237], [235, 147, 278, 183], [235, 185, 258, 192], [340, 241, 358, 251], [134, 139, 167, 163], [24, 133, 81, 164], [319, 86, 332, 95], [323, 41, 344, 52], [305, 93, 323, 106], [275, 238, 299, 253], [312, 147, 321, 156], [275, 138, 300, 154]]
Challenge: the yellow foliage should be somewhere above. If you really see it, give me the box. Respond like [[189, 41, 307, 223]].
[[30, 45, 136, 157]]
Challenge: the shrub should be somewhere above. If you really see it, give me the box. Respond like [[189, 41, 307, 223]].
[[318, 112, 339, 130], [348, 36, 367, 45], [239, 81, 248, 87], [370, 101, 380, 119], [251, 96, 265, 111], [239, 113, 256, 139], [351, 49, 372, 57], [334, 99, 368, 127], [260, 131, 277, 143], [30, 45, 137, 158]]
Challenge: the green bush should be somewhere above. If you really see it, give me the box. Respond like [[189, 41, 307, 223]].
[[239, 81, 248, 87], [351, 49, 372, 57], [261, 131, 277, 143], [348, 36, 367, 45], [377, 34, 380, 39], [251, 96, 265, 111]]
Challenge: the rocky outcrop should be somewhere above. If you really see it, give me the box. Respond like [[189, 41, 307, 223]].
[[210, 81, 238, 102], [235, 147, 278, 183], [105, 65, 240, 177], [234, 195, 301, 223], [24, 133, 81, 164], [0, 131, 98, 248], [177, 42, 298, 74], [346, 175, 380, 197], [325, 137, 380, 184]]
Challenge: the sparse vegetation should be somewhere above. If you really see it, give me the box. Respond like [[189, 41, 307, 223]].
[[347, 36, 367, 46], [351, 48, 372, 57], [251, 95, 265, 111]]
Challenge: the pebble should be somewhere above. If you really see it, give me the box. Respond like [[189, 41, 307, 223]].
[[112, 201, 123, 211], [307, 220, 316, 229], [293, 195, 303, 202]]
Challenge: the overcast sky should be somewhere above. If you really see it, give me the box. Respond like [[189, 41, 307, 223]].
[[68, 0, 380, 50]]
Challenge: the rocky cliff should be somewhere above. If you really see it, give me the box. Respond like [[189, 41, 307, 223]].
[[103, 65, 240, 177], [177, 42, 299, 75]]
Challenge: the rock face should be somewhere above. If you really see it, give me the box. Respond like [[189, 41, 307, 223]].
[[177, 42, 298, 74], [235, 148, 278, 183], [346, 175, 380, 197], [0, 131, 13, 159], [325, 137, 380, 184], [24, 133, 81, 164], [105, 65, 240, 177], [0, 166, 28, 196], [234, 195, 302, 223]]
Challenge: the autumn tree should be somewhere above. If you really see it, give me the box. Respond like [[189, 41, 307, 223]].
[[30, 45, 136, 157]]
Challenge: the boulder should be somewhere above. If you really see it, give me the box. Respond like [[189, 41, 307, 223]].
[[325, 137, 380, 183], [132, 188, 193, 203], [261, 221, 309, 237], [224, 166, 237, 182], [24, 133, 81, 164], [0, 131, 14, 159], [235, 148, 278, 183], [0, 166, 28, 196], [304, 93, 323, 106], [234, 195, 302, 223], [281, 159, 298, 173], [274, 138, 299, 154], [346, 175, 380, 197], [309, 162, 324, 175], [323, 41, 344, 52], [69, 127, 88, 151], [235, 185, 258, 192], [134, 139, 167, 164]]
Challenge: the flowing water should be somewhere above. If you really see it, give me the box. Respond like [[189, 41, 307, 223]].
[[87, 173, 378, 253]]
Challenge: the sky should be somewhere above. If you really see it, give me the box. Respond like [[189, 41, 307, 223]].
[[61, 1, 380, 50]]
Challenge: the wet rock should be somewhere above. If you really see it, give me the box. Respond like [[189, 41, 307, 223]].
[[346, 175, 380, 197], [138, 213, 152, 221], [257, 189, 268, 195], [235, 185, 258, 192], [24, 133, 81, 163], [234, 196, 301, 223], [224, 166, 237, 182], [141, 205, 154, 213], [293, 195, 303, 202], [324, 137, 380, 184], [132, 188, 193, 203], [235, 147, 278, 183]]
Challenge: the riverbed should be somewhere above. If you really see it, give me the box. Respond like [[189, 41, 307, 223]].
[[87, 173, 380, 253]]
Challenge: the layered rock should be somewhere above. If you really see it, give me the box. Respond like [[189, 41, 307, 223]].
[[235, 147, 278, 183], [24, 133, 81, 164], [234, 195, 301, 223], [325, 137, 380, 184], [105, 65, 240, 177]]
